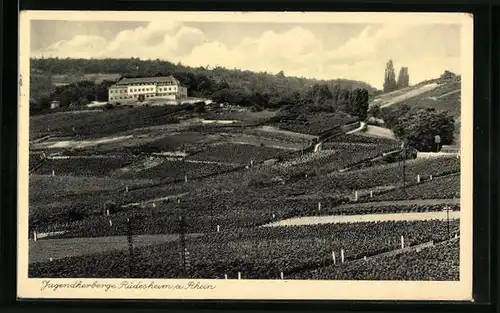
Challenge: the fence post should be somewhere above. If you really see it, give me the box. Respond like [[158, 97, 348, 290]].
[[332, 251, 336, 264], [364, 256, 367, 261], [370, 190, 373, 198], [354, 191, 358, 202], [318, 202, 321, 211], [401, 235, 405, 249], [184, 175, 188, 183], [280, 272, 284, 280], [224, 274, 228, 280], [33, 231, 37, 242], [417, 174, 421, 183], [51, 170, 55, 177], [272, 213, 275, 219], [341, 249, 345, 263], [238, 272, 241, 280], [109, 219, 113, 227], [217, 225, 220, 233]]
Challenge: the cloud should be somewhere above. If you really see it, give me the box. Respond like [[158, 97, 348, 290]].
[[32, 21, 461, 89]]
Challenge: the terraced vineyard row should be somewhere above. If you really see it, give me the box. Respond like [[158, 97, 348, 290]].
[[293, 238, 459, 280], [29, 220, 458, 279], [33, 156, 137, 177], [370, 174, 460, 201]]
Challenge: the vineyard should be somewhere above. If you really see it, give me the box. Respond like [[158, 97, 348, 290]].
[[293, 238, 459, 280], [29, 220, 459, 279], [28, 103, 462, 281], [371, 174, 460, 201]]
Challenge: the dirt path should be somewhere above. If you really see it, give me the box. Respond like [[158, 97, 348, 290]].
[[264, 210, 460, 227], [29, 233, 203, 264]]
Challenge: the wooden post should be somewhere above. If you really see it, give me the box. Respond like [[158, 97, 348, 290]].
[[51, 170, 55, 177], [354, 191, 358, 201], [109, 219, 113, 227], [341, 249, 345, 263], [332, 251, 336, 264], [370, 190, 373, 198], [106, 209, 110, 216], [224, 274, 228, 279], [417, 174, 421, 183], [238, 272, 241, 280], [33, 231, 37, 242], [401, 235, 405, 249], [217, 225, 220, 233], [184, 175, 188, 183], [280, 272, 284, 280], [318, 202, 321, 211]]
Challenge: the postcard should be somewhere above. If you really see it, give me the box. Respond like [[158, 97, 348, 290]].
[[18, 10, 473, 301]]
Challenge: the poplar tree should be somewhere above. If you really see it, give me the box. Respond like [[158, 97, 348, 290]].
[[397, 67, 410, 89], [383, 60, 398, 92]]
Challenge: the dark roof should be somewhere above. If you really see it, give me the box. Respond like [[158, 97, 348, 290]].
[[114, 76, 182, 86]]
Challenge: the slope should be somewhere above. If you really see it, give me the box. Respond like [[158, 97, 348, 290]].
[[370, 75, 461, 119]]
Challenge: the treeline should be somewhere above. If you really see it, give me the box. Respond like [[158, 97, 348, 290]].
[[30, 58, 375, 116], [275, 84, 369, 121], [30, 58, 375, 94], [30, 80, 116, 114]]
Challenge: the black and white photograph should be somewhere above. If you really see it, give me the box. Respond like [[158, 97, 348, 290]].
[[18, 11, 473, 301]]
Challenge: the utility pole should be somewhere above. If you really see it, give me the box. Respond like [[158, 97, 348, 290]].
[[127, 218, 133, 278], [401, 141, 407, 196], [179, 215, 187, 277]]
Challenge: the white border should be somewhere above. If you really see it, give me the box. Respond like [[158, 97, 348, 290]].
[[18, 11, 474, 301]]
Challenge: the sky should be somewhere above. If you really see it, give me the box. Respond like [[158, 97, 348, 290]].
[[30, 20, 462, 89]]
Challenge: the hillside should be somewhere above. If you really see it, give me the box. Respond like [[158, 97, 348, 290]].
[[30, 58, 376, 103], [370, 74, 461, 119], [368, 72, 461, 147]]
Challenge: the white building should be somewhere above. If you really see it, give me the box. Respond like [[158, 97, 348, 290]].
[[108, 76, 188, 104]]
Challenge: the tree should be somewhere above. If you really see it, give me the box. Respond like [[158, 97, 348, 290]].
[[310, 83, 332, 104], [368, 104, 381, 118], [397, 67, 410, 89], [383, 60, 398, 92], [388, 107, 455, 152], [440, 70, 457, 81], [347, 88, 369, 120]]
